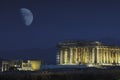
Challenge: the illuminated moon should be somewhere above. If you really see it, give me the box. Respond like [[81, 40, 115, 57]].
[[20, 8, 33, 26]]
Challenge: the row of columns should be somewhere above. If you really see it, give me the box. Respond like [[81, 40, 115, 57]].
[[59, 47, 120, 65], [97, 48, 120, 64]]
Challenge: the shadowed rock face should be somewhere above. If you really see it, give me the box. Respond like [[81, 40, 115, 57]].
[[0, 69, 120, 80]]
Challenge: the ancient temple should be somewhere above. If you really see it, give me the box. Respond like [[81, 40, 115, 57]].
[[57, 41, 120, 66]]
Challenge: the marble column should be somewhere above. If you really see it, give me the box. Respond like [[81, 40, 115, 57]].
[[60, 50, 63, 64], [75, 48, 78, 64], [96, 47, 99, 64], [70, 48, 73, 64], [92, 48, 95, 64], [64, 50, 67, 64]]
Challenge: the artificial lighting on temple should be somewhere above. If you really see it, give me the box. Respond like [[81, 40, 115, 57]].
[[57, 40, 120, 66]]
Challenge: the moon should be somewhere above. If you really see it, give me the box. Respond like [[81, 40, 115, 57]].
[[20, 8, 33, 26]]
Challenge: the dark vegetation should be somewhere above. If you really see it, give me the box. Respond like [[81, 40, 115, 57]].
[[1, 69, 120, 80]]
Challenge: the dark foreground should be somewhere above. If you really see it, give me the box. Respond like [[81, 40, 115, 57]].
[[1, 69, 120, 80]]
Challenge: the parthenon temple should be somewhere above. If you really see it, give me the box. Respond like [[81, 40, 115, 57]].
[[57, 41, 120, 66]]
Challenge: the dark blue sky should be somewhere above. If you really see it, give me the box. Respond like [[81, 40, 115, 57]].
[[0, 0, 120, 62]]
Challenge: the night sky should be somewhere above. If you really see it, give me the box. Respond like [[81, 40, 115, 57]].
[[0, 0, 120, 64]]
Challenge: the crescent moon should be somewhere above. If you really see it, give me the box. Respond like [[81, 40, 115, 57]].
[[20, 8, 33, 26]]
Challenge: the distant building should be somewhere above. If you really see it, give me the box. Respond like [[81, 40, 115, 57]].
[[2, 60, 41, 72], [57, 40, 120, 66]]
